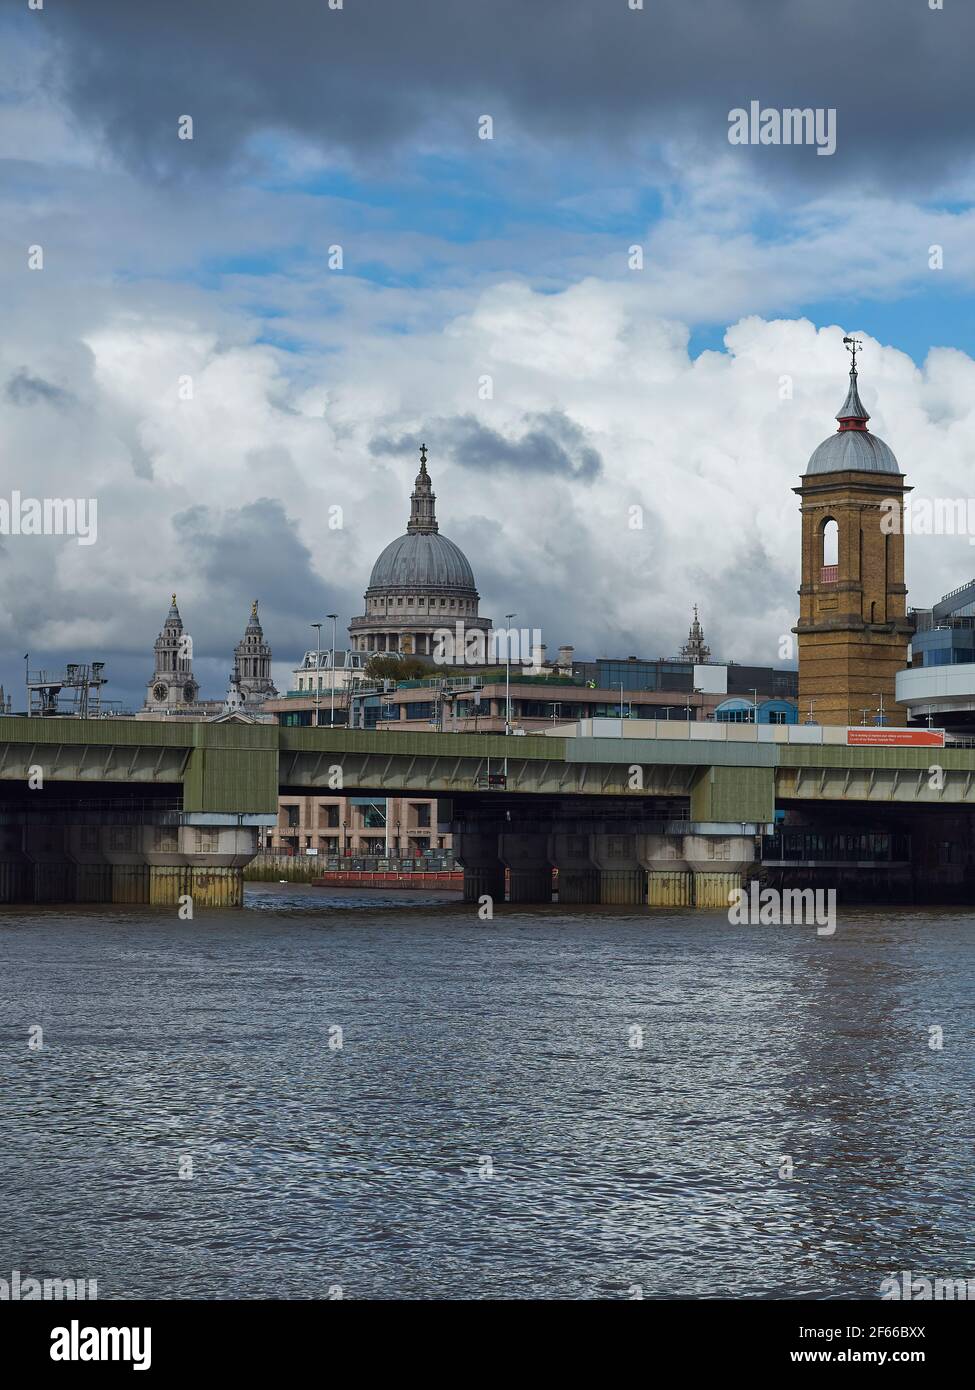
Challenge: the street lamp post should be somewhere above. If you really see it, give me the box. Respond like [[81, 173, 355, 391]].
[[751, 688, 759, 726], [873, 690, 887, 726], [327, 613, 338, 726], [310, 623, 322, 727], [504, 612, 516, 735], [504, 611, 516, 780]]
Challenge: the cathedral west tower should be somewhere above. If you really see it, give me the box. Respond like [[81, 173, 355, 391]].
[[793, 341, 913, 726], [233, 600, 278, 707], [144, 594, 199, 711]]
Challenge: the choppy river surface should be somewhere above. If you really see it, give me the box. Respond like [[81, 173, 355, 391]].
[[1, 885, 972, 1299]]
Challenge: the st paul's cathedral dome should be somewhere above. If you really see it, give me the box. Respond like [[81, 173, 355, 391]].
[[348, 446, 492, 658]]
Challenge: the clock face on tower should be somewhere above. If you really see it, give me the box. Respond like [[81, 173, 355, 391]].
[[153, 682, 167, 702]]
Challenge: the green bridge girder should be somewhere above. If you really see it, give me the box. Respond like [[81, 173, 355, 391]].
[[0, 716, 971, 818]]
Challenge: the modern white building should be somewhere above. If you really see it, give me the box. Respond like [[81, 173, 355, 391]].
[[896, 581, 975, 733]]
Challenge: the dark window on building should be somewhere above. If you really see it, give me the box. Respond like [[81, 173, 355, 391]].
[[404, 701, 437, 720]]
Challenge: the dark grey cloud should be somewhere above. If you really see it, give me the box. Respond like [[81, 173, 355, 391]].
[[4, 369, 73, 409], [172, 497, 358, 655], [0, 499, 354, 711], [36, 0, 974, 190], [370, 411, 602, 481], [173, 492, 351, 617]]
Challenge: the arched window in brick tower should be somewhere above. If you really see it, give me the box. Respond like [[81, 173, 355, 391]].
[[821, 518, 839, 583]]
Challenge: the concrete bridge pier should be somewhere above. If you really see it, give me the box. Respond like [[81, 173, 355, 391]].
[[639, 834, 693, 907], [147, 818, 262, 908], [0, 825, 31, 902], [682, 831, 758, 909], [65, 824, 114, 903], [24, 824, 76, 904], [549, 832, 599, 904], [0, 813, 268, 908], [100, 823, 151, 904], [499, 832, 553, 903], [591, 833, 646, 905], [454, 830, 506, 905]]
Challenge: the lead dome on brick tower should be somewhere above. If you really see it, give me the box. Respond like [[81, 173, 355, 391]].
[[348, 444, 492, 659], [805, 352, 900, 476]]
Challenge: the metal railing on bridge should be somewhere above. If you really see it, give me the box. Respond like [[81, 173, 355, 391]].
[[251, 850, 456, 873], [762, 830, 910, 864]]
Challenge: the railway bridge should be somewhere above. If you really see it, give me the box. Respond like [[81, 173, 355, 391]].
[[0, 716, 971, 907]]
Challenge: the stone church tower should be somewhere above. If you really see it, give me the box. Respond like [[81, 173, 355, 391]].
[[793, 343, 913, 726], [233, 600, 278, 707], [144, 594, 199, 711], [679, 605, 711, 663]]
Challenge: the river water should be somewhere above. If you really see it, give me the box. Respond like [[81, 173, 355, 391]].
[[1, 885, 972, 1300]]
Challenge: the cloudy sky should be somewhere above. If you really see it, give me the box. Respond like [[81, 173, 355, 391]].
[[2, 0, 975, 709]]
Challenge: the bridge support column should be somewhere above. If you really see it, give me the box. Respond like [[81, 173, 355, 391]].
[[65, 825, 113, 903], [16, 816, 266, 908], [638, 834, 693, 907], [0, 825, 31, 903], [682, 832, 758, 910], [146, 818, 261, 908], [591, 833, 646, 905], [147, 866, 245, 908], [549, 832, 599, 904], [101, 824, 151, 904], [24, 825, 76, 903], [499, 833, 552, 903], [454, 830, 505, 905]]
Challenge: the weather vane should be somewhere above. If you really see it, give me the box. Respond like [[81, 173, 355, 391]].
[[843, 335, 863, 372]]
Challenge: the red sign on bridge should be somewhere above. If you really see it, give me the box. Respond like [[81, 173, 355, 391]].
[[846, 728, 945, 748]]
